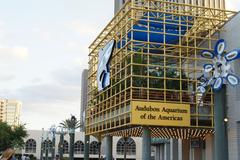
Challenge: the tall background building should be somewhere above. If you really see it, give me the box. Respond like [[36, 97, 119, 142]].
[[114, 0, 225, 14], [0, 99, 7, 123], [0, 99, 22, 126], [80, 69, 88, 131]]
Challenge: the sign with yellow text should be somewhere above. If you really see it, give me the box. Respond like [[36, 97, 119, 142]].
[[131, 101, 190, 127]]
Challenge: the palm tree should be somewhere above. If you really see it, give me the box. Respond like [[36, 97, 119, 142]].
[[60, 115, 80, 160]]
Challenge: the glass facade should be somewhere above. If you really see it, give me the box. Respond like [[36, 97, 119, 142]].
[[87, 0, 235, 139]]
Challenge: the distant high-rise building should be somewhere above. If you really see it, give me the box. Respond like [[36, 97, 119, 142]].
[[80, 69, 88, 131], [114, 0, 225, 14], [0, 99, 22, 126], [0, 99, 7, 123]]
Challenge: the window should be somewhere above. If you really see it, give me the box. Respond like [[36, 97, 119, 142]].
[[43, 139, 52, 152], [63, 140, 69, 154], [116, 137, 136, 155], [25, 139, 37, 153], [74, 141, 84, 154], [90, 141, 99, 155]]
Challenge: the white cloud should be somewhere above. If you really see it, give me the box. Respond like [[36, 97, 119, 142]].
[[0, 46, 29, 61], [226, 1, 240, 11], [12, 81, 81, 129], [21, 101, 80, 129], [66, 19, 99, 37], [16, 83, 80, 104], [0, 74, 15, 81], [0, 21, 5, 27], [30, 77, 43, 84], [0, 29, 6, 39], [32, 28, 54, 41], [50, 67, 82, 87], [0, 22, 7, 41], [65, 42, 89, 58], [74, 58, 88, 67]]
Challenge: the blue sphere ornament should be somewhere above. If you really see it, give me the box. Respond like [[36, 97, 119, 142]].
[[197, 39, 240, 93]]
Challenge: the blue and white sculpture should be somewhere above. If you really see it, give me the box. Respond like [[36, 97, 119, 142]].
[[198, 39, 240, 93]]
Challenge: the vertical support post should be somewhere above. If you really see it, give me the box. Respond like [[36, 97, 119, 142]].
[[170, 139, 178, 160], [45, 139, 49, 160], [105, 135, 113, 160], [69, 133, 75, 160], [182, 139, 190, 160], [98, 141, 102, 160], [59, 134, 64, 160], [155, 145, 161, 160], [123, 137, 128, 160], [214, 85, 228, 160], [52, 135, 56, 160], [40, 129, 44, 160], [142, 127, 151, 160], [40, 141, 43, 160], [165, 141, 171, 160], [178, 139, 182, 160], [205, 134, 214, 160], [84, 134, 90, 160]]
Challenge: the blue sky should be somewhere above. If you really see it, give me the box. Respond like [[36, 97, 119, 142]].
[[0, 1, 239, 130]]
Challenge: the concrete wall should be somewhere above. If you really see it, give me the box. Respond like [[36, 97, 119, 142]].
[[219, 12, 240, 160], [205, 134, 214, 160]]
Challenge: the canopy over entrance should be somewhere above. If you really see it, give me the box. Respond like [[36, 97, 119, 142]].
[[106, 126, 213, 140]]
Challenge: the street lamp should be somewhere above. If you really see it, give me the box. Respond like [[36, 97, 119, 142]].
[[56, 126, 67, 160], [224, 118, 229, 123], [43, 131, 50, 160], [198, 39, 240, 160], [40, 128, 44, 160], [68, 115, 76, 160], [49, 125, 57, 160]]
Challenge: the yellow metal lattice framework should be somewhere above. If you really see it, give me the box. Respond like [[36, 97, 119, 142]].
[[86, 0, 236, 139]]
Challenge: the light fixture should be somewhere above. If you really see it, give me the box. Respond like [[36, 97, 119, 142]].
[[224, 118, 229, 122], [198, 39, 240, 93]]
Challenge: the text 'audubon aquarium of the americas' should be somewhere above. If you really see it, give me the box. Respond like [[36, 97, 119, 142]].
[[131, 101, 190, 127]]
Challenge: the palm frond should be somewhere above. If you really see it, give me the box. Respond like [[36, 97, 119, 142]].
[[60, 116, 80, 131]]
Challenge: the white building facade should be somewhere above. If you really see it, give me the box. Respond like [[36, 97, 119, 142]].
[[19, 130, 221, 160], [19, 130, 143, 160]]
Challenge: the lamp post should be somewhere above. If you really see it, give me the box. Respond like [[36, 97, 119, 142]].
[[56, 126, 67, 160], [69, 128, 75, 160], [84, 135, 90, 160], [60, 115, 80, 160], [214, 84, 229, 160], [49, 125, 57, 160], [197, 39, 240, 160], [68, 115, 77, 160], [40, 128, 44, 160], [45, 132, 50, 160]]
